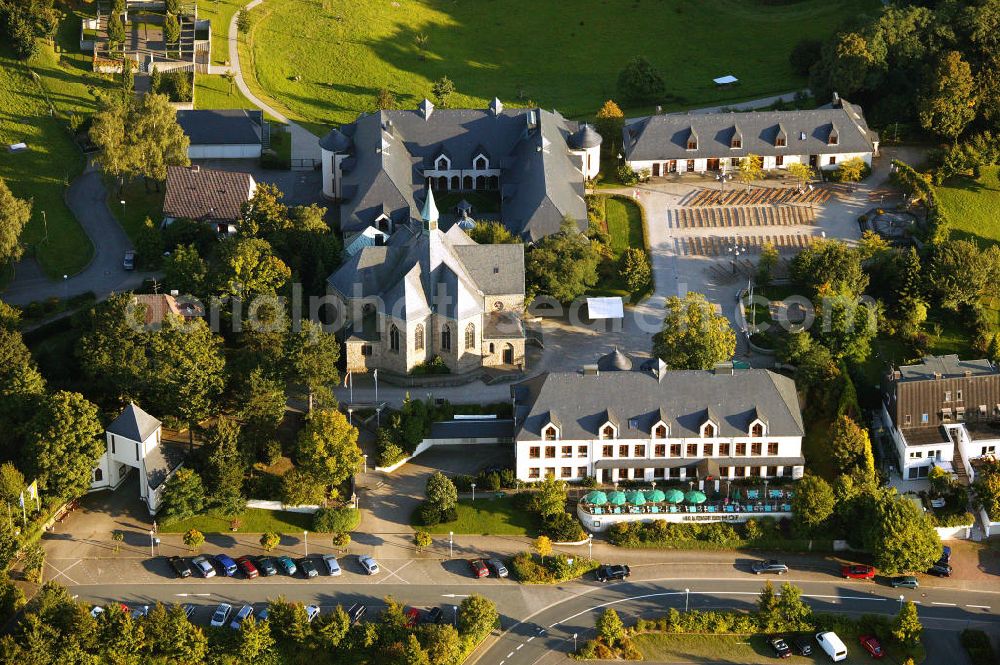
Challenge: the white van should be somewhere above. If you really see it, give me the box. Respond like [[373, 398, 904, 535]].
[[815, 631, 848, 662]]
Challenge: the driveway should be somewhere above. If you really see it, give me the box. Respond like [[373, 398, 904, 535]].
[[2, 164, 151, 306]]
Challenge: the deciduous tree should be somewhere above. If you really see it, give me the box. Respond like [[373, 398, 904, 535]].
[[533, 535, 553, 560], [594, 100, 625, 152], [201, 416, 245, 516], [619, 248, 651, 294], [787, 162, 814, 190], [77, 293, 152, 403], [534, 474, 568, 519], [295, 408, 362, 490], [892, 600, 922, 647], [422, 623, 461, 665], [164, 244, 208, 297], [217, 237, 291, 298], [919, 50, 977, 139], [150, 316, 225, 438], [791, 474, 835, 533], [790, 239, 868, 296], [457, 595, 497, 640], [652, 292, 736, 370], [866, 489, 941, 574], [240, 183, 291, 238], [183, 528, 204, 551], [157, 468, 205, 524], [0, 177, 29, 267], [526, 217, 600, 302], [736, 154, 764, 190], [617, 56, 665, 104], [468, 221, 518, 245], [836, 156, 867, 183], [596, 608, 625, 647], [425, 471, 457, 514], [414, 530, 432, 551], [22, 391, 103, 499], [259, 531, 280, 551], [286, 320, 341, 409]]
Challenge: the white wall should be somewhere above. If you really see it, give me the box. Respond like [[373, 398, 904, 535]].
[[628, 150, 872, 175], [189, 144, 262, 159], [577, 502, 793, 533]]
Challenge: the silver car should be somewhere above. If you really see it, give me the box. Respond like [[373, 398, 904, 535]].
[[322, 554, 342, 576], [359, 555, 379, 575], [210, 603, 233, 628], [192, 555, 216, 578], [751, 559, 788, 575]]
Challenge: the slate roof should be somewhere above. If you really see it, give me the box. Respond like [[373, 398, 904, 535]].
[[145, 441, 185, 491], [327, 221, 524, 320], [163, 166, 254, 222], [107, 403, 161, 443], [512, 367, 803, 441], [897, 355, 997, 382], [622, 99, 877, 162], [326, 103, 587, 241], [175, 109, 263, 146]]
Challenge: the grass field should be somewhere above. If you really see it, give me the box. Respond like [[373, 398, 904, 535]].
[[194, 73, 260, 111], [937, 167, 1000, 245], [161, 508, 314, 534], [415, 496, 540, 535], [588, 194, 649, 299], [197, 0, 246, 65], [241, 0, 878, 132], [109, 179, 165, 242], [632, 632, 882, 664]]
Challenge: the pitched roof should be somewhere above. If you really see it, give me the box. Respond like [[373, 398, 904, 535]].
[[512, 367, 803, 441], [175, 109, 263, 146], [107, 403, 161, 442], [622, 99, 877, 162], [163, 166, 255, 222], [897, 355, 998, 382], [329, 105, 586, 240]]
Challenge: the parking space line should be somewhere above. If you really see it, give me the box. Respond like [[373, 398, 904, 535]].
[[376, 560, 413, 585], [45, 560, 82, 586], [932, 602, 956, 606], [967, 605, 991, 610]]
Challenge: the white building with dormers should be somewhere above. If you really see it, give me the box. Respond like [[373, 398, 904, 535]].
[[511, 350, 805, 484]]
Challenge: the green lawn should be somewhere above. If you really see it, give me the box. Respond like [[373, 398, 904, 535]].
[[241, 0, 879, 133], [269, 124, 292, 164], [937, 166, 1000, 245], [414, 496, 541, 536], [198, 0, 247, 65], [160, 508, 313, 534], [194, 72, 259, 111], [108, 179, 165, 242], [632, 632, 886, 664], [604, 196, 645, 255]]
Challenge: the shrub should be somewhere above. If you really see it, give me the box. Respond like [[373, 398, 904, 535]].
[[376, 439, 405, 468], [541, 512, 586, 542], [453, 474, 474, 492], [415, 500, 441, 526], [312, 506, 360, 533], [617, 163, 639, 186], [578, 476, 597, 488], [260, 149, 290, 170]]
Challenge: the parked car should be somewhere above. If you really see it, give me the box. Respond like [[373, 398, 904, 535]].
[[889, 575, 919, 589], [276, 555, 297, 576], [256, 556, 278, 577], [182, 604, 196, 621], [230, 605, 254, 630], [299, 557, 319, 578], [305, 605, 321, 622], [770, 637, 792, 659], [841, 564, 876, 580], [210, 603, 233, 628], [347, 603, 367, 624], [791, 635, 812, 656], [214, 554, 238, 577], [815, 631, 848, 662], [192, 555, 216, 578], [927, 562, 953, 577], [596, 564, 631, 582], [130, 605, 149, 620], [169, 556, 192, 578], [123, 250, 135, 271], [405, 607, 420, 628], [258, 606, 269, 622], [236, 556, 259, 579], [90, 603, 129, 618], [941, 545, 952, 563], [859, 634, 885, 658], [359, 555, 379, 575], [486, 558, 509, 578], [322, 554, 342, 576], [468, 559, 489, 578], [751, 559, 788, 575], [424, 607, 443, 625]]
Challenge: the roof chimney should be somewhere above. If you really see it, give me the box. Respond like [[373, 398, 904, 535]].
[[933, 371, 942, 380], [190, 164, 200, 172], [832, 91, 841, 106], [582, 364, 599, 376]]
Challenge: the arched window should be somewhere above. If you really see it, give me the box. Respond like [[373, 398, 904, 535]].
[[474, 155, 488, 170], [441, 325, 452, 351], [487, 175, 499, 189], [463, 175, 473, 190], [601, 425, 616, 440], [475, 175, 486, 189], [751, 423, 763, 437], [465, 323, 475, 350], [94, 468, 103, 482], [389, 324, 400, 352], [489, 343, 495, 354], [703, 423, 715, 437], [654, 424, 667, 439], [437, 176, 448, 190], [450, 175, 460, 189], [414, 324, 425, 351]]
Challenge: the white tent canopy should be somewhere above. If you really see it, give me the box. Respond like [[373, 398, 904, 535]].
[[586, 297, 624, 319], [713, 75, 738, 85]]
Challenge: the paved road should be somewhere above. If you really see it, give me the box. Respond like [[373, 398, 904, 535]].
[[2, 164, 151, 305], [226, 0, 320, 162]]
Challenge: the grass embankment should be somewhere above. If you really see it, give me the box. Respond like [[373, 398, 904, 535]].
[[937, 166, 1000, 245], [633, 632, 899, 664], [240, 0, 878, 132], [160, 508, 313, 534], [413, 496, 540, 536]]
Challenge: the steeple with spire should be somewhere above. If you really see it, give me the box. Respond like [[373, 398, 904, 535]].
[[420, 186, 439, 232]]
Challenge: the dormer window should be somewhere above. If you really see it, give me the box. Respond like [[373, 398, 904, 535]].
[[435, 155, 451, 171], [731, 137, 742, 149], [543, 424, 558, 441], [687, 138, 698, 150], [653, 423, 668, 439], [828, 127, 839, 146], [702, 422, 715, 437], [601, 424, 616, 439], [775, 136, 786, 147], [473, 154, 488, 170], [751, 422, 764, 437]]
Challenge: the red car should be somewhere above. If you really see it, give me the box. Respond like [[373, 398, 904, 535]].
[[841, 564, 876, 580], [859, 634, 885, 658], [236, 556, 259, 579], [404, 607, 420, 628], [468, 559, 489, 578]]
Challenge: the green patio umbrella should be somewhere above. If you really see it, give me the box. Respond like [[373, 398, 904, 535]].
[[644, 489, 666, 503], [685, 490, 708, 504], [663, 488, 685, 504], [584, 490, 608, 505], [607, 491, 627, 506], [625, 490, 646, 505]]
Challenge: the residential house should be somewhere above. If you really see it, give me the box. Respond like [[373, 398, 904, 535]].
[[130, 293, 203, 328], [511, 350, 805, 484], [622, 94, 878, 176], [327, 187, 526, 376], [162, 165, 256, 234], [176, 109, 265, 160], [318, 98, 600, 241], [881, 354, 1000, 483]]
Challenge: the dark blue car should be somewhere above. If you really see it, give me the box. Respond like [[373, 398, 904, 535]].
[[214, 554, 238, 577]]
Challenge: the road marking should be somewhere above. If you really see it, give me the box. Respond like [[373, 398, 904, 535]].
[[45, 560, 82, 586], [441, 594, 470, 598], [506, 652, 513, 658], [526, 636, 535, 642], [516, 644, 523, 650], [932, 602, 956, 607], [967, 605, 991, 610], [803, 594, 886, 602], [376, 560, 413, 585]]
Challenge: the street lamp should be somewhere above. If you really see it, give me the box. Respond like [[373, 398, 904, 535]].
[[587, 534, 593, 560], [449, 531, 453, 558], [471, 483, 477, 501], [899, 595, 905, 610], [573, 632, 578, 652], [763, 479, 769, 501], [728, 243, 744, 275], [362, 454, 368, 474], [149, 529, 155, 557], [303, 530, 308, 556], [716, 172, 731, 192], [120, 199, 126, 221], [685, 588, 690, 612]]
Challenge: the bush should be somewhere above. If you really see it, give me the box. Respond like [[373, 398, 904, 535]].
[[411, 355, 450, 375], [509, 551, 598, 584], [415, 500, 442, 527], [160, 71, 193, 102], [617, 163, 639, 186], [541, 512, 586, 542], [453, 474, 474, 492], [311, 506, 360, 533], [961, 629, 997, 665]]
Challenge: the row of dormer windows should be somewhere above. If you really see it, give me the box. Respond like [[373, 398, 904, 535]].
[[541, 421, 765, 440], [526, 441, 781, 459]]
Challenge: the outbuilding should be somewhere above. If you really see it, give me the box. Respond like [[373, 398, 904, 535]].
[[176, 109, 265, 160]]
